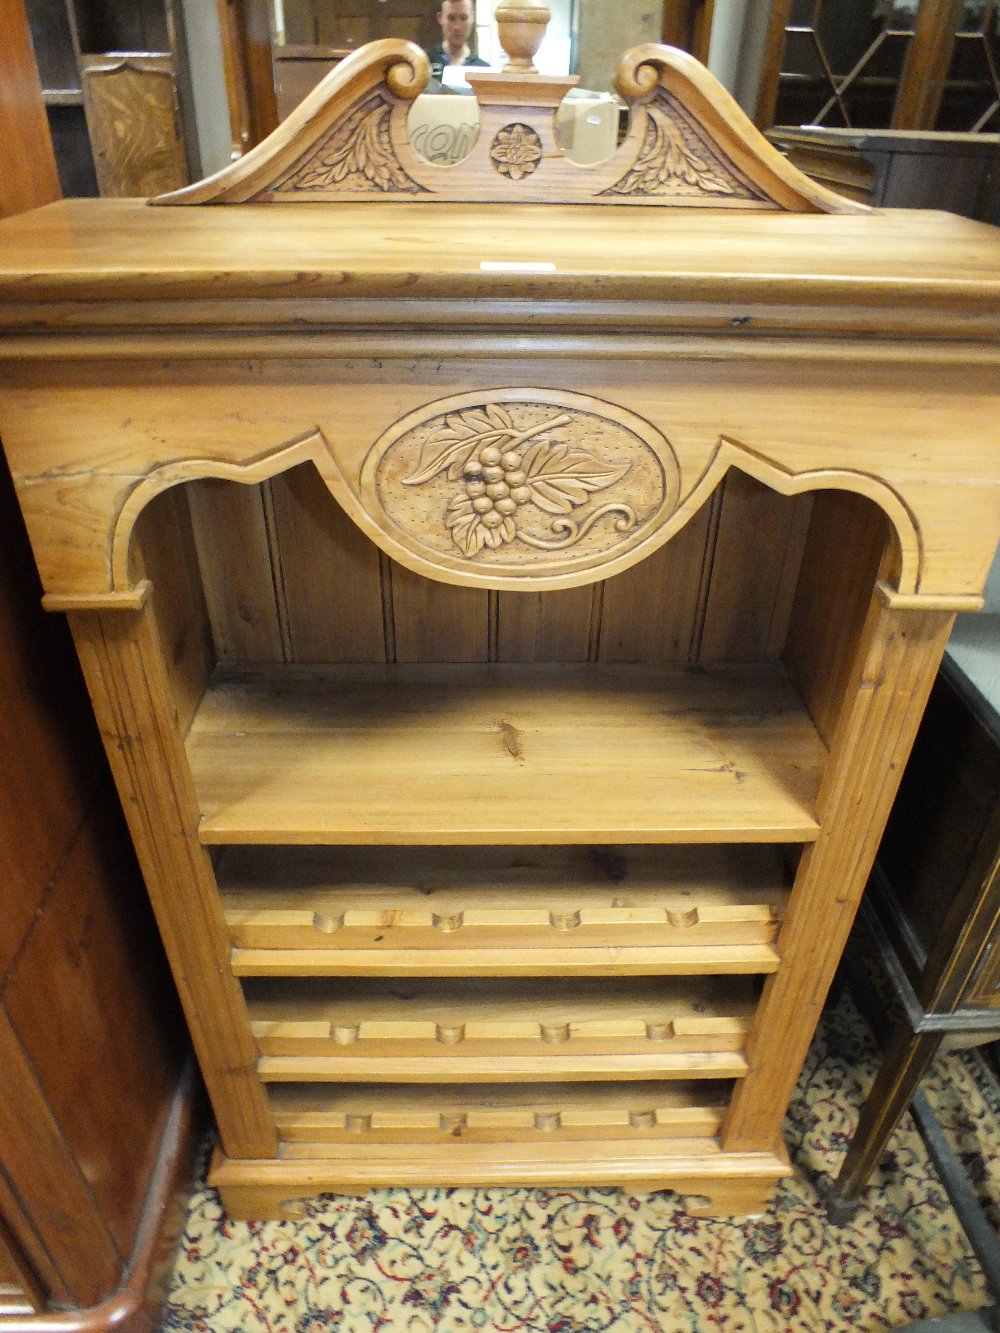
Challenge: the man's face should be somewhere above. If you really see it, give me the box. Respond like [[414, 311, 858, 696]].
[[439, 0, 473, 46]]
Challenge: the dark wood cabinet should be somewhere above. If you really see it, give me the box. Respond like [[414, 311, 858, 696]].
[[827, 636, 1000, 1216], [767, 126, 1000, 223]]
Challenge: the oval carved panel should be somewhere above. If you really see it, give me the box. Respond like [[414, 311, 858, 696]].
[[360, 390, 679, 580]]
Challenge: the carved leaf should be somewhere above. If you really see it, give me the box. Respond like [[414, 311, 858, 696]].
[[657, 115, 733, 194], [460, 409, 509, 434], [404, 433, 482, 486], [625, 111, 733, 197], [606, 95, 754, 199], [443, 414, 478, 438], [521, 441, 630, 515], [485, 403, 515, 431], [404, 408, 520, 486], [280, 97, 418, 194], [447, 508, 490, 556], [445, 493, 517, 556]]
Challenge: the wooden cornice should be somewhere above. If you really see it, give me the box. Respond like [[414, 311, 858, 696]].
[[151, 39, 865, 212]]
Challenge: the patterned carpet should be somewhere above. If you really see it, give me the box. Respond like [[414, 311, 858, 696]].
[[159, 990, 1000, 1332]]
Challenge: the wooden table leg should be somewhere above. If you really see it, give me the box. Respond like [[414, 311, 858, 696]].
[[824, 1021, 944, 1222]]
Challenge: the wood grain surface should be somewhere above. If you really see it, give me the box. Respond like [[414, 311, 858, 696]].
[[186, 662, 826, 844]]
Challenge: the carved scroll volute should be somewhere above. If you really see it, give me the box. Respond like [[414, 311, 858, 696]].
[[607, 45, 836, 210], [151, 41, 431, 204]]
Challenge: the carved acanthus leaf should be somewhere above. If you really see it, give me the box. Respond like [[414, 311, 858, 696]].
[[605, 91, 759, 200], [274, 93, 422, 195]]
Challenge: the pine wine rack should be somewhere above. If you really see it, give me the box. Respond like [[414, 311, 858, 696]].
[[0, 21, 998, 1219]]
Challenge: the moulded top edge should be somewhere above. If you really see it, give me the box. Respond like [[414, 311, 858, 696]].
[[0, 201, 998, 314]]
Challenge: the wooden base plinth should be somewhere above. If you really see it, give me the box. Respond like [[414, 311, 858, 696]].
[[209, 1142, 792, 1221]]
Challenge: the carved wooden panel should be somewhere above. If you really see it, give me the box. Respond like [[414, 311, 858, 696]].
[[273, 88, 426, 195], [154, 41, 863, 211], [362, 390, 678, 580], [81, 55, 188, 198]]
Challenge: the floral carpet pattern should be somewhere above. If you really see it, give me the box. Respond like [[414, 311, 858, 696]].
[[160, 992, 1000, 1332]]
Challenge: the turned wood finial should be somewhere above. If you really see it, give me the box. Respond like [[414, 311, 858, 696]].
[[495, 0, 550, 72]]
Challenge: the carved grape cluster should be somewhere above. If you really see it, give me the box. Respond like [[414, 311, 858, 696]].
[[461, 444, 531, 531], [402, 404, 633, 558]]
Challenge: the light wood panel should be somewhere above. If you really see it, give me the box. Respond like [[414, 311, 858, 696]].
[[80, 56, 188, 198], [2, 201, 999, 325], [152, 39, 858, 211], [221, 843, 787, 976], [496, 586, 596, 662], [235, 942, 780, 978], [270, 465, 387, 662], [269, 1080, 730, 1145], [187, 479, 285, 663], [132, 486, 215, 736], [209, 1139, 790, 1219], [698, 473, 813, 662], [389, 560, 489, 662], [69, 608, 275, 1159], [784, 490, 891, 744], [247, 975, 755, 1081], [187, 662, 827, 844], [724, 602, 956, 1149], [598, 498, 717, 663], [1, 34, 997, 1220]]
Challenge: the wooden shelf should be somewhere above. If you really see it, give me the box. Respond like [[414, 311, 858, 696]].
[[220, 844, 789, 977], [268, 1080, 732, 1148], [246, 975, 755, 1082], [188, 664, 826, 846]]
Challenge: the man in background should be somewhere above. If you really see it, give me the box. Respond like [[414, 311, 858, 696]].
[[425, 0, 489, 81]]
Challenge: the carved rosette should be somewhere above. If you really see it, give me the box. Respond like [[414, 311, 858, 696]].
[[270, 92, 425, 196], [362, 392, 678, 578], [490, 123, 543, 180], [604, 90, 761, 200]]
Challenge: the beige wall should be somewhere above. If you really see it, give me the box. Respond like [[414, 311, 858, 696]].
[[575, 0, 664, 91]]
